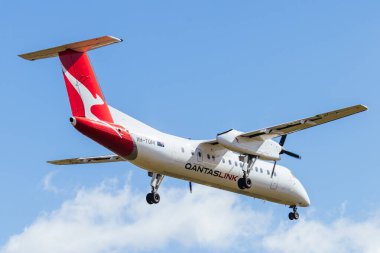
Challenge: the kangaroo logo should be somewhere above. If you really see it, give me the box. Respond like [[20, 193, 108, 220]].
[[62, 65, 105, 121]]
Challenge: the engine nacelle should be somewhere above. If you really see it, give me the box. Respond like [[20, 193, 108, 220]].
[[216, 129, 282, 160]]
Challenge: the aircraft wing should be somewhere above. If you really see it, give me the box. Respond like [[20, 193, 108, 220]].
[[205, 104, 367, 145], [48, 155, 125, 165], [241, 104, 367, 139]]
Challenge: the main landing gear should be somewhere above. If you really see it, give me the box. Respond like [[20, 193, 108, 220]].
[[288, 205, 299, 220], [237, 155, 257, 190], [146, 172, 164, 205]]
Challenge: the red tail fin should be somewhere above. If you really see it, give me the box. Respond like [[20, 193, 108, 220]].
[[59, 50, 113, 123]]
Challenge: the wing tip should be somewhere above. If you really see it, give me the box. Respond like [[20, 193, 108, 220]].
[[47, 161, 60, 165], [358, 104, 368, 111]]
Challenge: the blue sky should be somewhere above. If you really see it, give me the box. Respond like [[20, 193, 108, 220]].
[[0, 1, 379, 252]]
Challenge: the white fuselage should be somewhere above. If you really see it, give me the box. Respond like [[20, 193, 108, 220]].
[[109, 106, 310, 207], [21, 35, 366, 211]]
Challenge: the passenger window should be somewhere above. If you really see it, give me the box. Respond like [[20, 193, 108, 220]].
[[240, 163, 243, 168], [222, 158, 225, 163], [255, 167, 258, 172], [229, 160, 232, 165], [235, 161, 238, 167], [274, 172, 277, 177], [267, 170, 270, 175], [207, 154, 210, 159], [212, 155, 215, 161], [191, 151, 195, 156], [181, 147, 185, 153], [198, 152, 202, 157], [260, 168, 263, 173]]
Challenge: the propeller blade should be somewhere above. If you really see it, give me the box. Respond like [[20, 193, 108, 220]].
[[271, 161, 277, 178], [278, 135, 301, 159], [189, 181, 193, 193], [279, 135, 287, 147], [282, 149, 301, 159]]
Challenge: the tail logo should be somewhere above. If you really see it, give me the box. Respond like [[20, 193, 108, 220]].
[[62, 65, 105, 122]]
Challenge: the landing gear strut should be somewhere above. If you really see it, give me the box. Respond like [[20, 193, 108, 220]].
[[288, 205, 299, 220], [237, 155, 257, 190], [146, 172, 164, 205]]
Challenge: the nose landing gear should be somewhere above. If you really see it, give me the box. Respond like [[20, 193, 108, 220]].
[[146, 172, 164, 205], [288, 205, 299, 220]]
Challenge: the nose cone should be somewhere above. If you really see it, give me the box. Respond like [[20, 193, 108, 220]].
[[294, 179, 310, 207]]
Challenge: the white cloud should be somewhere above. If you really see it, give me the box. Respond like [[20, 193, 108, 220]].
[[0, 178, 270, 253], [2, 177, 380, 253], [263, 216, 380, 253]]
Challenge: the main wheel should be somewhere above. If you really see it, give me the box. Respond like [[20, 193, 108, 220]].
[[146, 193, 154, 204], [288, 212, 295, 220], [244, 177, 252, 189], [293, 211, 299, 220], [152, 192, 160, 204], [238, 178, 246, 189]]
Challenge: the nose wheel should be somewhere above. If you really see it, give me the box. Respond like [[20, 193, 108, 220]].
[[146, 172, 164, 205], [288, 205, 299, 220]]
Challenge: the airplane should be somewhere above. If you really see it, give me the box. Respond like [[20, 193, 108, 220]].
[[19, 35, 367, 220]]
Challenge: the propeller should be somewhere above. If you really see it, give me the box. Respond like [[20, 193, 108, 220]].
[[271, 135, 301, 178], [279, 135, 301, 160]]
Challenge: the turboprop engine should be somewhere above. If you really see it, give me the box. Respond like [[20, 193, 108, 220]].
[[216, 129, 282, 160]]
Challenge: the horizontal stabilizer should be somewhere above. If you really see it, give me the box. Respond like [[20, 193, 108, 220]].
[[48, 154, 124, 165], [19, 35, 122, 61]]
